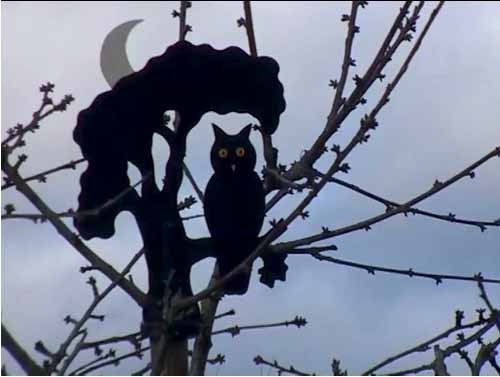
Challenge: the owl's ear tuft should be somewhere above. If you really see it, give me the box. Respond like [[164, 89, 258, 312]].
[[238, 123, 253, 139], [212, 123, 226, 140]]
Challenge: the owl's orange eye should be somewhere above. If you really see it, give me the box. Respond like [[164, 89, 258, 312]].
[[218, 148, 228, 158], [235, 147, 246, 157]]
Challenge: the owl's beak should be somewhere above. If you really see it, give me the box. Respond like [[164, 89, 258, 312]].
[[231, 164, 236, 172]]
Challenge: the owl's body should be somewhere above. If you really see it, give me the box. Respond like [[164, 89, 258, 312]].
[[204, 124, 265, 294]]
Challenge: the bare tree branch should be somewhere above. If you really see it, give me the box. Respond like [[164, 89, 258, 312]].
[[81, 331, 143, 351], [432, 345, 449, 376], [68, 348, 118, 376], [363, 314, 495, 375], [76, 346, 149, 375], [212, 315, 307, 337], [2, 158, 86, 190], [473, 338, 500, 375], [2, 210, 204, 223], [289, 250, 500, 285], [59, 331, 88, 375], [190, 274, 222, 375], [282, 1, 414, 184], [1, 324, 47, 376], [2, 84, 74, 153], [182, 161, 204, 203], [48, 249, 144, 373], [242, 1, 257, 57], [458, 349, 476, 374], [328, 176, 500, 230], [253, 355, 314, 376], [330, 1, 361, 117], [178, 1, 189, 41], [489, 355, 500, 375], [385, 315, 499, 376], [214, 309, 236, 321], [274, 147, 500, 250], [477, 279, 500, 333]]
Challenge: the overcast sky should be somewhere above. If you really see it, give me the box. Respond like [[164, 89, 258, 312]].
[[2, 1, 500, 375]]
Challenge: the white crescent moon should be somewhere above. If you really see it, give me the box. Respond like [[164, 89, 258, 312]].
[[100, 19, 143, 88]]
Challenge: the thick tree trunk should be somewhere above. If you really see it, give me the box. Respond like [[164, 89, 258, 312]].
[[190, 272, 221, 375], [150, 292, 190, 375], [151, 336, 188, 375]]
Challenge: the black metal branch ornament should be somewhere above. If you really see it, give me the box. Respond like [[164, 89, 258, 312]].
[[73, 41, 286, 337]]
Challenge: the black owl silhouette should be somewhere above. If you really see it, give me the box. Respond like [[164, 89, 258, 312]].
[[204, 123, 265, 295]]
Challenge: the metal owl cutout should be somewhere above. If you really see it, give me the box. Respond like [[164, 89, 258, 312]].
[[73, 41, 286, 335], [204, 124, 265, 295]]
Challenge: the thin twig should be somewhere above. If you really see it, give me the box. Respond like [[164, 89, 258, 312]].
[[265, 187, 289, 212], [212, 316, 307, 337], [328, 176, 500, 230], [280, 245, 339, 254], [3, 193, 199, 223], [363, 314, 496, 375], [489, 356, 500, 374], [243, 1, 257, 56], [207, 353, 226, 365], [473, 338, 500, 375], [297, 252, 500, 285], [386, 316, 499, 376], [264, 168, 312, 191], [253, 355, 313, 376], [458, 350, 475, 374], [49, 249, 144, 373], [172, 2, 205, 206], [2, 210, 204, 223], [68, 349, 117, 376], [1, 158, 86, 190], [76, 347, 150, 375], [81, 331, 143, 351], [477, 279, 500, 333], [1, 324, 47, 375], [2, 84, 74, 153], [214, 309, 236, 320], [241, 2, 280, 191], [330, 1, 361, 117], [59, 331, 88, 375], [182, 162, 204, 203], [266, 2, 423, 215], [178, 1, 188, 41], [181, 214, 204, 221]]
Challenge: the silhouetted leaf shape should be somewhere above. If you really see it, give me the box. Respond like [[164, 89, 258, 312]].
[[258, 253, 288, 288], [74, 41, 286, 239]]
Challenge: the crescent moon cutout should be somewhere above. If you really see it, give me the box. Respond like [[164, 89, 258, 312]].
[[100, 19, 143, 88]]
